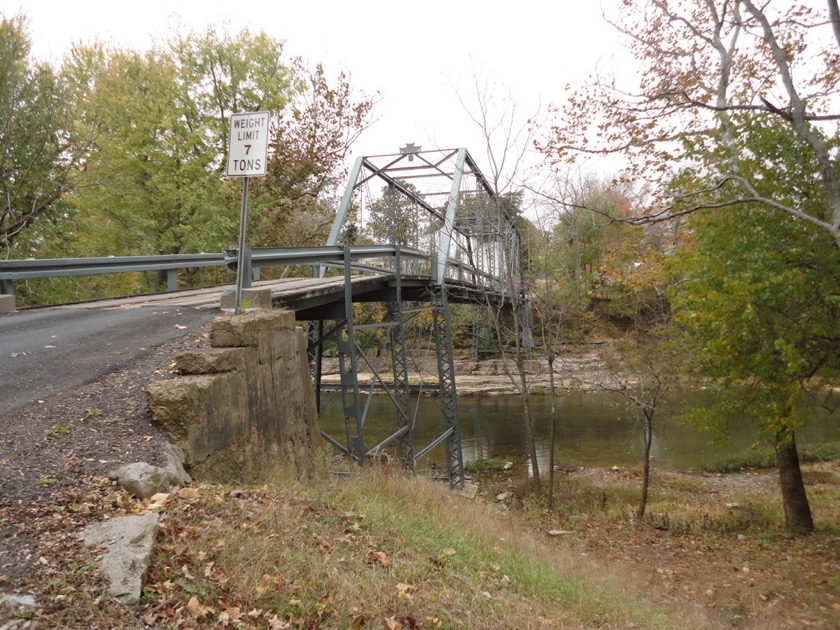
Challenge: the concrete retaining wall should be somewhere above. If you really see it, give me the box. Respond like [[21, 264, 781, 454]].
[[146, 310, 320, 483]]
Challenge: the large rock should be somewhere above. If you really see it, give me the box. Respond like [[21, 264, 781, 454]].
[[79, 513, 159, 605], [108, 443, 191, 499], [108, 462, 168, 499]]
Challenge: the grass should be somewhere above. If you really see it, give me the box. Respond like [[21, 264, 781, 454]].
[[24, 458, 840, 628], [129, 470, 705, 629], [49, 470, 702, 629], [703, 440, 840, 473], [463, 458, 510, 473]]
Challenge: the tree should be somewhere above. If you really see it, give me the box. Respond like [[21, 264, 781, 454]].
[[538, 0, 840, 248], [0, 15, 85, 256], [62, 27, 296, 260], [671, 199, 840, 533], [257, 61, 375, 249], [599, 335, 678, 520], [529, 171, 676, 509], [363, 182, 423, 248], [453, 72, 546, 493]]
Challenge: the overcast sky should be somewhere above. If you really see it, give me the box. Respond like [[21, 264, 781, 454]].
[[3, 0, 624, 176]]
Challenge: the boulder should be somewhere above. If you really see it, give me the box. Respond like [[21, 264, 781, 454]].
[[108, 462, 168, 499], [79, 513, 159, 605]]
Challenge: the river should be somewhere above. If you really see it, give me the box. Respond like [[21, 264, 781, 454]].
[[318, 390, 840, 471]]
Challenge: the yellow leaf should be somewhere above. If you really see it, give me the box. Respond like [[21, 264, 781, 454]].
[[186, 595, 213, 619]]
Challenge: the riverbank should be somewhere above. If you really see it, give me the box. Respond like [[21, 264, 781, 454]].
[[472, 460, 840, 629], [320, 344, 622, 395]]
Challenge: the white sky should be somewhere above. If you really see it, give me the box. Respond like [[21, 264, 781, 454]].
[[3, 0, 625, 178]]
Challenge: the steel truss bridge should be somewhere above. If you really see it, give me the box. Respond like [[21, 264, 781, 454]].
[[0, 147, 528, 488]]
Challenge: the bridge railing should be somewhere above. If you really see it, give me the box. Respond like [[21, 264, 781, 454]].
[[0, 245, 448, 298]]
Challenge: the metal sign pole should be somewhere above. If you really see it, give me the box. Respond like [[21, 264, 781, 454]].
[[234, 176, 250, 313], [226, 110, 269, 315]]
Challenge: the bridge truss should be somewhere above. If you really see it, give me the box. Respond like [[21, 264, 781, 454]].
[[307, 147, 525, 487]]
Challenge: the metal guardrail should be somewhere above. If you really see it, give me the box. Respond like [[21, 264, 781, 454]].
[[0, 245, 491, 296]]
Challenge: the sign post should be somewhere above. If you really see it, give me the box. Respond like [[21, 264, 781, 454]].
[[226, 111, 270, 313]]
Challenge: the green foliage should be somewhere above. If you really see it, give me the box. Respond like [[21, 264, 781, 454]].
[[531, 180, 673, 344], [671, 203, 840, 440], [44, 422, 75, 439], [364, 181, 427, 248], [255, 61, 375, 248], [704, 442, 840, 474], [0, 15, 80, 255], [62, 26, 293, 259]]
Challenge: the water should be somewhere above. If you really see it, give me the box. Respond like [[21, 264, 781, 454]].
[[318, 390, 840, 471]]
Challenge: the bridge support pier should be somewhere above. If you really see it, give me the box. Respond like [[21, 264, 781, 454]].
[[430, 289, 465, 488], [308, 248, 464, 487]]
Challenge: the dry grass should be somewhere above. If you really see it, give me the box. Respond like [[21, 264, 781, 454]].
[[18, 461, 839, 629], [480, 462, 840, 629], [133, 469, 710, 629]]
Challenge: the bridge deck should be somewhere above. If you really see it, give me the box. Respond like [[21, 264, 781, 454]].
[[49, 274, 506, 314]]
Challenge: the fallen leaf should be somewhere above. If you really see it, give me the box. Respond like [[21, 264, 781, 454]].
[[221, 607, 241, 622], [178, 487, 200, 500], [175, 578, 196, 593], [396, 582, 415, 600], [269, 615, 291, 629], [365, 550, 390, 568], [149, 493, 170, 507], [312, 532, 332, 550], [186, 595, 212, 619]]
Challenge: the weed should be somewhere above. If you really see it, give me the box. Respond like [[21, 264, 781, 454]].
[[82, 408, 102, 419], [35, 473, 62, 486], [464, 457, 510, 473], [132, 472, 700, 629], [14, 609, 34, 620], [44, 422, 75, 439]]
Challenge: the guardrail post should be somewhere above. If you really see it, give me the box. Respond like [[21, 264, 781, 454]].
[[166, 269, 178, 292], [0, 279, 12, 295]]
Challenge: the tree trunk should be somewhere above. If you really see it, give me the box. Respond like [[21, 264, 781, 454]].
[[774, 429, 814, 534], [517, 356, 541, 493], [547, 351, 558, 511], [636, 410, 653, 520]]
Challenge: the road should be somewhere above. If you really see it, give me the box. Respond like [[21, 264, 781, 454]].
[[0, 304, 218, 417]]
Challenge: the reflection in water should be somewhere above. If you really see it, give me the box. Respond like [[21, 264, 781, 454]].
[[318, 390, 840, 471]]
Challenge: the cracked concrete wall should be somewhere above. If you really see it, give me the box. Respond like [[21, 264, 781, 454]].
[[147, 310, 320, 483]]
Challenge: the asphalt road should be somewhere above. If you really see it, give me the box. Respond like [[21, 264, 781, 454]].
[[0, 305, 218, 417]]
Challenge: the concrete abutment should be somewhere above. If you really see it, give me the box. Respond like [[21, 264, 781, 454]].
[[146, 309, 320, 483]]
